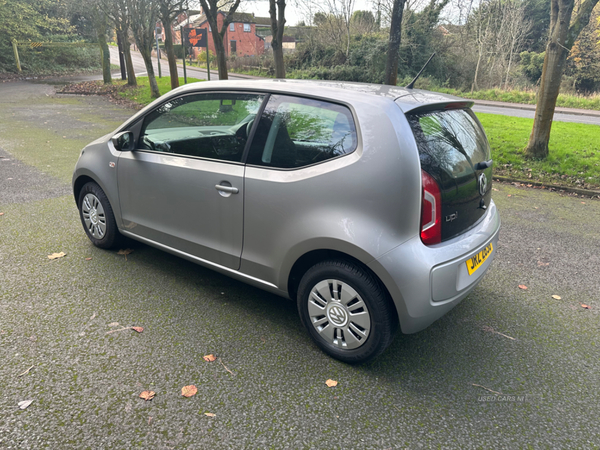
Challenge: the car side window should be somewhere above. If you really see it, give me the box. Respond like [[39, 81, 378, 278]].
[[246, 95, 357, 169], [139, 93, 265, 162]]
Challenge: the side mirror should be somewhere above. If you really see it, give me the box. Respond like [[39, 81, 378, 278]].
[[111, 131, 135, 151]]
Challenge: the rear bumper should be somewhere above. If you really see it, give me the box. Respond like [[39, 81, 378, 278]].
[[368, 200, 501, 334]]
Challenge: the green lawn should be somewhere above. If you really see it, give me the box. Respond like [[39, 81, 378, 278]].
[[477, 113, 600, 189], [117, 76, 203, 106]]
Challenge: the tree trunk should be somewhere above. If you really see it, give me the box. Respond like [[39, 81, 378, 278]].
[[212, 29, 228, 80], [269, 0, 286, 79], [200, 0, 242, 81], [120, 31, 137, 86], [139, 46, 161, 98], [525, 0, 599, 158], [526, 42, 569, 158], [471, 53, 482, 93], [98, 35, 112, 84], [163, 22, 179, 89], [384, 0, 405, 86], [94, 11, 112, 84]]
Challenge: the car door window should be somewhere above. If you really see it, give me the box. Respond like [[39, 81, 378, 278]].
[[246, 95, 357, 169], [139, 93, 265, 162]]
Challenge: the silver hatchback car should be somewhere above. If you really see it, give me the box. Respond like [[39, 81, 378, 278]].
[[73, 79, 500, 363]]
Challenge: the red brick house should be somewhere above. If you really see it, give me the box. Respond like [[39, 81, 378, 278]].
[[185, 12, 267, 58]]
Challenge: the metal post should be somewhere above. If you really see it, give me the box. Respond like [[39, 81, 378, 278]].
[[155, 27, 162, 78], [12, 40, 21, 73], [206, 46, 210, 81]]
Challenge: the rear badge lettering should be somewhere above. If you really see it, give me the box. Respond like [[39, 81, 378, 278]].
[[445, 212, 458, 222]]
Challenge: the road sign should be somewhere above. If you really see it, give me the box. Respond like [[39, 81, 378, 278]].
[[186, 28, 207, 48]]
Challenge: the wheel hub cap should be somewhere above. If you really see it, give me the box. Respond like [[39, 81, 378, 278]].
[[326, 303, 348, 327], [90, 209, 98, 225], [307, 279, 371, 350], [81, 193, 106, 239]]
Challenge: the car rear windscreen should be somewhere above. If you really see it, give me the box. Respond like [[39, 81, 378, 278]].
[[408, 108, 493, 241]]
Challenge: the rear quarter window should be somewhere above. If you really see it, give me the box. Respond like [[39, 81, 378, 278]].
[[246, 95, 357, 169]]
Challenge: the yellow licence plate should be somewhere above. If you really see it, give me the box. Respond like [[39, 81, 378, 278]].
[[466, 243, 493, 276]]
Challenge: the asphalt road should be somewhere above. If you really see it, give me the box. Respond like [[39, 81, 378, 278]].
[[1, 80, 599, 449], [471, 103, 600, 125], [107, 46, 254, 82]]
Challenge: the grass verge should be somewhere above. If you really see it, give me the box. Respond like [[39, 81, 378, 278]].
[[477, 113, 600, 189], [117, 76, 203, 106]]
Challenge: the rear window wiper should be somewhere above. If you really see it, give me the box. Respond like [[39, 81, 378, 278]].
[[475, 159, 493, 170]]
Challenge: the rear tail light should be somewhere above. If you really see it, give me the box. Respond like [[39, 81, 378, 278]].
[[421, 170, 441, 245]]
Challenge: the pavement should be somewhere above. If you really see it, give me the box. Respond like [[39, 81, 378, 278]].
[[1, 79, 600, 449]]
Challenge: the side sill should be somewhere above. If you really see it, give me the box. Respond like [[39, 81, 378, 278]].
[[120, 230, 284, 295]]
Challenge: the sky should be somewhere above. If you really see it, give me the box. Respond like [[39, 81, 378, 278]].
[[237, 0, 374, 27]]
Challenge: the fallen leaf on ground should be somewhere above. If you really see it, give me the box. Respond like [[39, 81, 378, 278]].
[[507, 195, 512, 197], [326, 379, 338, 387], [551, 295, 562, 300], [18, 400, 33, 410], [204, 412, 216, 417], [581, 304, 591, 309], [203, 354, 216, 362], [0, 212, 4, 216], [108, 322, 119, 327], [518, 285, 528, 290], [139, 391, 155, 401], [131, 326, 144, 333], [181, 385, 197, 397], [537, 261, 549, 267], [85, 257, 92, 261], [117, 249, 133, 261], [48, 252, 66, 260]]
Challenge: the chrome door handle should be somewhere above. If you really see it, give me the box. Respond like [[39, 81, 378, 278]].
[[215, 184, 239, 194]]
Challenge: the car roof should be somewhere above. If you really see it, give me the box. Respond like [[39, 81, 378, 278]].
[[119, 79, 471, 132], [167, 79, 469, 113]]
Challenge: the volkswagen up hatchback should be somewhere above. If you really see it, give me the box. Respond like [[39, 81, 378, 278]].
[[73, 80, 500, 363]]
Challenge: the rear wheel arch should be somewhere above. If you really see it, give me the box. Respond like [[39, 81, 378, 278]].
[[287, 249, 398, 316]]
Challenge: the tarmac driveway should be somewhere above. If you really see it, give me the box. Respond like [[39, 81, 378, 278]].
[[0, 80, 599, 449]]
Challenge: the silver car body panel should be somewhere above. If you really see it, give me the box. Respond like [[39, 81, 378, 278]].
[[72, 79, 500, 335], [117, 150, 244, 269]]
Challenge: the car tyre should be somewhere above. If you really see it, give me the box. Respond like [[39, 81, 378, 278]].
[[78, 182, 121, 249], [297, 259, 398, 364]]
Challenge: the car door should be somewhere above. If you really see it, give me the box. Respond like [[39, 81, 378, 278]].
[[117, 92, 265, 270]]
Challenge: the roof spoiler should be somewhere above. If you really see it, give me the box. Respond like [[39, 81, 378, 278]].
[[405, 53, 436, 90]]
